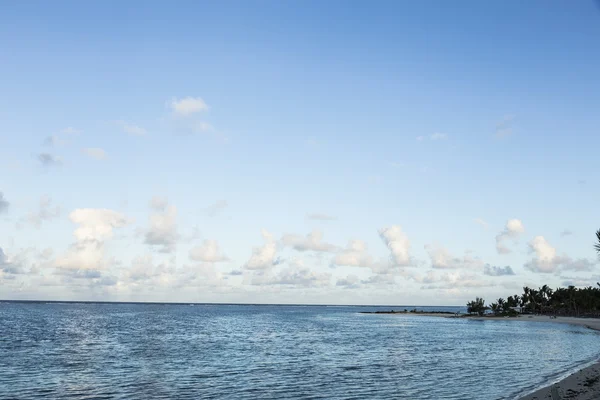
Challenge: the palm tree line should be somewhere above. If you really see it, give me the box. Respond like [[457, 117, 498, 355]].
[[467, 229, 600, 317]]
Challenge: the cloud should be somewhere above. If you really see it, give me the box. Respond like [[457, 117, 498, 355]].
[[417, 133, 447, 141], [61, 127, 81, 135], [560, 229, 573, 237], [116, 120, 146, 136], [331, 240, 374, 269], [336, 274, 362, 289], [189, 240, 229, 263], [0, 192, 9, 213], [0, 247, 26, 275], [82, 148, 107, 160], [378, 225, 411, 266], [250, 263, 331, 288], [22, 196, 61, 228], [55, 208, 129, 271], [144, 198, 179, 253], [43, 135, 66, 147], [205, 200, 228, 217], [524, 236, 597, 274], [424, 244, 484, 269], [168, 97, 209, 116], [495, 218, 525, 254], [37, 153, 62, 167], [245, 229, 277, 270], [306, 213, 337, 221], [415, 270, 492, 290], [274, 267, 331, 287], [483, 264, 515, 276], [495, 115, 515, 138], [474, 218, 488, 229], [281, 230, 338, 253]]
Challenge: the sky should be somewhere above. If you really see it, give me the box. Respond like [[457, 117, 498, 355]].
[[1, 0, 600, 305]]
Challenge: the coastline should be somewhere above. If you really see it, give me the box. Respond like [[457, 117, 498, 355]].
[[367, 312, 600, 399]]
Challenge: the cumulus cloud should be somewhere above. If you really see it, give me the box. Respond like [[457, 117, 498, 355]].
[[22, 196, 61, 228], [281, 230, 338, 253], [424, 244, 484, 269], [483, 264, 515, 276], [306, 213, 337, 221], [82, 148, 107, 160], [0, 192, 9, 213], [336, 274, 362, 289], [250, 262, 331, 288], [496, 219, 525, 254], [55, 208, 129, 271], [205, 200, 228, 217], [144, 197, 179, 253], [524, 236, 597, 274], [189, 240, 229, 263], [37, 153, 62, 167], [168, 97, 209, 116], [245, 229, 277, 270], [116, 120, 146, 136], [378, 225, 411, 266], [331, 240, 374, 268], [416, 270, 492, 290], [0, 247, 26, 275]]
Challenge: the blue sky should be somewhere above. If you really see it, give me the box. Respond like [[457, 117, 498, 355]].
[[1, 0, 599, 304]]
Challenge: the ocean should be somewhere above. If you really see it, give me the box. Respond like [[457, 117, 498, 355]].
[[1, 302, 600, 399]]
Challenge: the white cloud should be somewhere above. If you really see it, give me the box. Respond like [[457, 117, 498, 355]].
[[378, 225, 411, 266], [189, 240, 229, 263], [116, 120, 146, 136], [55, 208, 129, 271], [82, 147, 107, 160], [0, 247, 27, 275], [250, 263, 331, 288], [523, 236, 597, 274], [168, 97, 209, 116], [495, 218, 525, 254], [331, 240, 374, 268], [245, 229, 277, 270], [23, 196, 61, 228], [424, 244, 484, 269], [306, 213, 337, 221], [144, 198, 179, 253], [281, 230, 338, 253]]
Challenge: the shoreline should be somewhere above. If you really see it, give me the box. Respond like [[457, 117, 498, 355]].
[[365, 312, 600, 399]]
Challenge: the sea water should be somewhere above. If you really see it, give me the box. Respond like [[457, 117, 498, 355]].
[[1, 302, 599, 399]]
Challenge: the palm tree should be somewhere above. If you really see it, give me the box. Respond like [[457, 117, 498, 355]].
[[595, 229, 600, 255]]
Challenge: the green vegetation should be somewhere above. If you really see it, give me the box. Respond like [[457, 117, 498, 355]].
[[466, 297, 486, 316], [469, 284, 600, 317], [467, 229, 600, 317]]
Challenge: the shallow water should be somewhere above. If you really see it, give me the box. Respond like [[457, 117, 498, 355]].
[[1, 302, 599, 399]]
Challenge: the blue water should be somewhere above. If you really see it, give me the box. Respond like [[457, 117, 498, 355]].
[[2, 303, 600, 399]]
